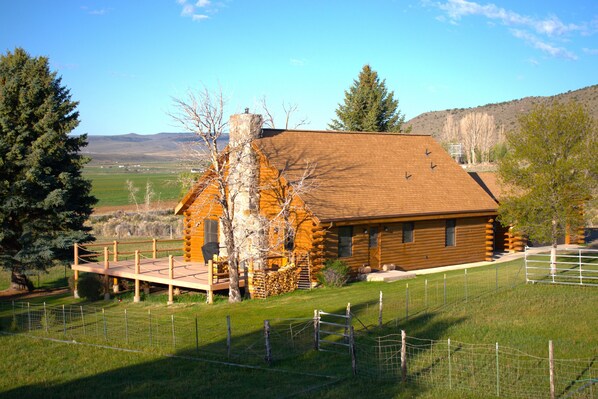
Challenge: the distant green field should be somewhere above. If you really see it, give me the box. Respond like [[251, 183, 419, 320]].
[[83, 163, 187, 208]]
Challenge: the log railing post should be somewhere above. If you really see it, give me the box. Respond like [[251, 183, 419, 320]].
[[152, 239, 157, 259], [207, 260, 214, 304], [103, 247, 110, 300], [167, 255, 174, 305], [113, 240, 118, 262], [73, 243, 80, 298], [134, 250, 141, 303]]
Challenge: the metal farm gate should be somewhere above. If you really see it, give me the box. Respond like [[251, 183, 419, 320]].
[[525, 247, 598, 286]]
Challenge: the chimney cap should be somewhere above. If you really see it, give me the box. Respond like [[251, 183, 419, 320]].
[[244, 107, 249, 114]]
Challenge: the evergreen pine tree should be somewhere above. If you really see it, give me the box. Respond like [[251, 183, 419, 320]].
[[329, 65, 410, 132], [0, 48, 96, 291]]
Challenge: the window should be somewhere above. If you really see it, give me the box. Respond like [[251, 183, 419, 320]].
[[284, 228, 295, 251], [204, 219, 218, 244], [402, 222, 414, 243], [445, 219, 456, 247], [338, 226, 353, 258]]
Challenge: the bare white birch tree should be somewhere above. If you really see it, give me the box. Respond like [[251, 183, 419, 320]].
[[441, 114, 459, 143], [170, 87, 247, 302], [259, 96, 309, 129]]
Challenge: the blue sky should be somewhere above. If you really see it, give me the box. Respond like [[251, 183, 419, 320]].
[[1, 1, 597, 135]]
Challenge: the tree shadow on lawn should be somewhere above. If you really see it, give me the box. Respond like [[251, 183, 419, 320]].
[[0, 299, 467, 399]]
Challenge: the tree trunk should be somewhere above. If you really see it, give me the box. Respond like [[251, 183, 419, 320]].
[[10, 269, 34, 292], [222, 217, 242, 303]]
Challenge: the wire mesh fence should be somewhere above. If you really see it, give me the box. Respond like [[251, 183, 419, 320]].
[[2, 261, 596, 398], [0, 301, 314, 367], [354, 333, 597, 399]]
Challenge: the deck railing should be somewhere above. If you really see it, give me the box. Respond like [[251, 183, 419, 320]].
[[74, 238, 184, 266]]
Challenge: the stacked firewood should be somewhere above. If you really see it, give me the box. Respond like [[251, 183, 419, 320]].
[[251, 264, 300, 298]]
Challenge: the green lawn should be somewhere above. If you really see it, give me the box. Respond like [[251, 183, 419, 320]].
[[83, 164, 185, 208], [1, 259, 597, 398]]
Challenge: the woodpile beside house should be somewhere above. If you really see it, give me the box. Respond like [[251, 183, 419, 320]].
[[250, 264, 300, 298]]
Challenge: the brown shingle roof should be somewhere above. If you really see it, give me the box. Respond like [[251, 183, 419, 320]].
[[468, 172, 503, 203], [257, 129, 498, 222]]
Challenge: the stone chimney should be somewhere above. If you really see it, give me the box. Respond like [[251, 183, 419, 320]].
[[227, 113, 267, 295]]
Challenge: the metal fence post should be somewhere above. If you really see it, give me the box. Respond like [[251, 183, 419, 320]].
[[195, 316, 199, 356], [401, 330, 407, 383], [43, 302, 48, 333], [425, 279, 428, 309], [448, 338, 452, 390], [496, 342, 500, 397], [27, 302, 31, 332], [102, 308, 107, 340], [62, 304, 66, 335], [405, 284, 409, 321], [148, 310, 152, 346], [171, 314, 176, 349], [80, 306, 86, 335], [464, 269, 468, 302], [226, 315, 231, 358], [264, 320, 272, 366], [350, 325, 357, 376], [125, 309, 129, 345], [313, 309, 320, 351], [378, 291, 383, 328], [444, 274, 447, 305], [549, 340, 555, 399]]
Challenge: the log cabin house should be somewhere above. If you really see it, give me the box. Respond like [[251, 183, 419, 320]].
[[175, 113, 502, 293]]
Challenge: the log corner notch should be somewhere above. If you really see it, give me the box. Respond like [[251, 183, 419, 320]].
[[183, 211, 192, 262], [505, 225, 525, 253], [309, 222, 327, 282], [485, 218, 494, 262]]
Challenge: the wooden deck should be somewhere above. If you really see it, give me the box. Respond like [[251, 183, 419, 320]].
[[72, 254, 244, 304], [72, 256, 243, 292]]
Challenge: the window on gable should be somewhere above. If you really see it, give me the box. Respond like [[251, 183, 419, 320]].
[[204, 219, 219, 244], [402, 222, 414, 243], [445, 219, 456, 247], [338, 226, 353, 258]]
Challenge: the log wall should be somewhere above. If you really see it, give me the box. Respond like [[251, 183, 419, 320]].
[[324, 216, 491, 272]]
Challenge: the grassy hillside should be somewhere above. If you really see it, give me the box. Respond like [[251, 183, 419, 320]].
[[406, 84, 598, 136]]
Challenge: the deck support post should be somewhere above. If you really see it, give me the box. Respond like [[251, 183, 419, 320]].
[[73, 243, 80, 298], [207, 260, 214, 304], [134, 250, 141, 303], [103, 247, 110, 300], [113, 277, 119, 293], [168, 255, 174, 305]]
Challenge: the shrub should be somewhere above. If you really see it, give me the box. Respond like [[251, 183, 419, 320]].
[[71, 274, 104, 300], [317, 259, 350, 287]]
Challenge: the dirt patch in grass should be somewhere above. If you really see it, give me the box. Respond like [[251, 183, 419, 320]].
[[0, 287, 70, 300]]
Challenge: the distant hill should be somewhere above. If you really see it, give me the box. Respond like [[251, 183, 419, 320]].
[[405, 85, 598, 136], [83, 133, 228, 163]]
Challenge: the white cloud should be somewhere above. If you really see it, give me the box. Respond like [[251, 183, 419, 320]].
[[178, 0, 221, 22], [511, 29, 577, 60], [429, 0, 592, 60], [583, 48, 598, 55], [290, 58, 307, 66]]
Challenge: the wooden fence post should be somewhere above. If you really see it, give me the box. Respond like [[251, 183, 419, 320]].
[[549, 340, 555, 399], [345, 303, 351, 344], [264, 320, 272, 366], [167, 255, 174, 305], [401, 330, 407, 383], [134, 250, 141, 303], [378, 291, 383, 328]]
